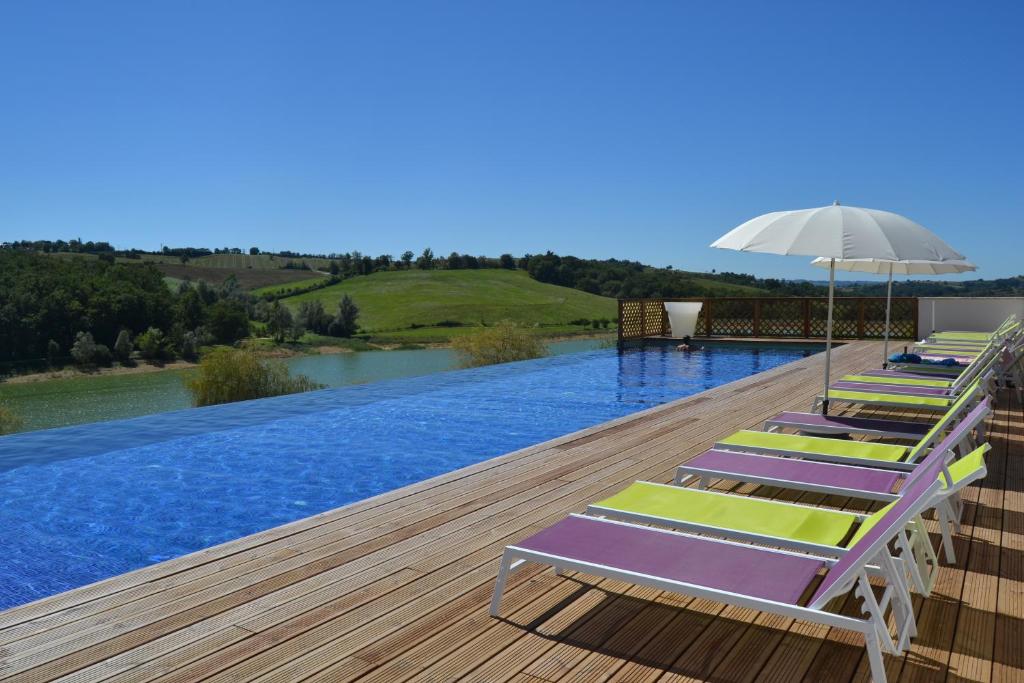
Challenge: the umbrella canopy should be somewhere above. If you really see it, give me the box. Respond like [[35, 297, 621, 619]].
[[711, 203, 966, 261], [711, 202, 967, 413], [810, 258, 977, 366]]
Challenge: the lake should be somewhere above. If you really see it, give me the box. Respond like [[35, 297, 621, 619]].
[[0, 339, 607, 433]]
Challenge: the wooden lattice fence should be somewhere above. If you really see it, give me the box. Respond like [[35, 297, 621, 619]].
[[618, 297, 918, 343]]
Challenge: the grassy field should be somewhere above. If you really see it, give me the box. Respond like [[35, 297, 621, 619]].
[[153, 263, 322, 290], [193, 253, 334, 270], [251, 276, 330, 298], [280, 269, 617, 333]]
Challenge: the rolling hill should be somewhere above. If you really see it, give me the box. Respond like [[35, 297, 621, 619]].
[[280, 269, 617, 337]]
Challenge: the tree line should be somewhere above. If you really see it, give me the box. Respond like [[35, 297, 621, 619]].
[[0, 251, 359, 366]]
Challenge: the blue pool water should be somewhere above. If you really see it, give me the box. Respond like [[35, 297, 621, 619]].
[[0, 344, 814, 609]]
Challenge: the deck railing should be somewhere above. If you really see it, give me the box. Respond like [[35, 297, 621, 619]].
[[618, 297, 919, 343]]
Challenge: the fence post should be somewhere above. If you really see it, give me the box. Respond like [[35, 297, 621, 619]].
[[617, 299, 624, 345], [753, 300, 761, 337], [639, 299, 646, 338], [857, 299, 866, 338], [705, 299, 713, 337], [802, 299, 811, 338], [911, 298, 919, 340]]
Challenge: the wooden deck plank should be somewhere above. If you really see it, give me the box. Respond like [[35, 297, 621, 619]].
[[0, 340, 1018, 682]]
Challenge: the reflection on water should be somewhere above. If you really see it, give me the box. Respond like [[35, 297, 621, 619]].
[[0, 339, 608, 433]]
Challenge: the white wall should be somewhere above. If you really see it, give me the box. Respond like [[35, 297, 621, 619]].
[[918, 297, 1024, 337]]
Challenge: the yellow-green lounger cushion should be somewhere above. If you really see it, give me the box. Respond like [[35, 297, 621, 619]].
[[828, 389, 953, 408], [594, 482, 857, 547], [719, 430, 909, 462], [841, 374, 953, 388]]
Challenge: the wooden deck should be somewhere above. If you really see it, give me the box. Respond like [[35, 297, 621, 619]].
[[0, 341, 1020, 682]]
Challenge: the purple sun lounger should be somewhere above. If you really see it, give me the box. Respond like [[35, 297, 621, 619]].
[[677, 401, 991, 563], [492, 467, 947, 682], [763, 382, 986, 442]]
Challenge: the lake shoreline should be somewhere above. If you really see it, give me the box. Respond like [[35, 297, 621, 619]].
[[2, 332, 614, 387]]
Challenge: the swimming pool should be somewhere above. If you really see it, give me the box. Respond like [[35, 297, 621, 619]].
[[0, 344, 815, 609]]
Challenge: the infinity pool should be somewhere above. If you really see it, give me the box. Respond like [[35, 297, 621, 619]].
[[0, 344, 814, 609]]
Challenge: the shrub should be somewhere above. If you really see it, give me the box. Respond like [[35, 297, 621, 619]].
[[450, 320, 548, 368], [0, 402, 22, 435], [137, 327, 172, 360], [568, 318, 591, 326], [70, 332, 112, 367], [113, 329, 134, 363], [436, 320, 463, 328], [185, 348, 324, 407]]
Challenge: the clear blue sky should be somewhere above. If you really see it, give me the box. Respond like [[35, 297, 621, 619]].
[[1, 1, 1020, 281]]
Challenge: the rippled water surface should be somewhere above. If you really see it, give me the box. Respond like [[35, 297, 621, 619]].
[[0, 343, 814, 609]]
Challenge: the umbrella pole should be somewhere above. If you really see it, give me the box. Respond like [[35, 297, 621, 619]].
[[822, 258, 835, 415], [882, 262, 893, 369]]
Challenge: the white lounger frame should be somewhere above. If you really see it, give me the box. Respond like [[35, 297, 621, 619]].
[[491, 501, 939, 683]]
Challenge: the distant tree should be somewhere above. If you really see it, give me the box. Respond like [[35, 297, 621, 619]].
[[463, 255, 480, 269], [416, 248, 435, 270], [70, 331, 113, 367], [297, 300, 331, 335], [46, 339, 61, 367], [252, 299, 272, 323], [499, 254, 516, 269], [113, 329, 134, 364], [328, 260, 340, 276], [180, 330, 200, 361], [218, 274, 243, 301], [447, 252, 464, 269], [249, 247, 260, 255], [174, 288, 206, 331], [136, 327, 171, 360], [400, 251, 414, 269], [328, 294, 360, 337], [206, 300, 250, 344], [267, 302, 294, 343]]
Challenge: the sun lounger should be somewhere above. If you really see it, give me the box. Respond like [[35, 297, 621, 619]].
[[492, 463, 949, 682], [813, 371, 993, 414], [762, 380, 984, 442], [587, 480, 943, 596], [717, 385, 985, 468], [675, 403, 990, 563]]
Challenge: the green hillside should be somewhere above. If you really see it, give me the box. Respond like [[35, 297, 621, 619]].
[[193, 253, 334, 270], [281, 269, 617, 337]]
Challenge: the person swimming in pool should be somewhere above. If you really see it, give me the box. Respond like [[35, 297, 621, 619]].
[[676, 335, 702, 352]]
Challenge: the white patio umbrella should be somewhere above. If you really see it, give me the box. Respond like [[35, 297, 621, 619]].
[[711, 202, 966, 413], [810, 258, 977, 368]]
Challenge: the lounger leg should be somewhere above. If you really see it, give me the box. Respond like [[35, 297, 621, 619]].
[[865, 630, 889, 683], [490, 552, 515, 616], [878, 551, 917, 646], [909, 517, 939, 595], [895, 531, 927, 596], [855, 571, 899, 656], [936, 505, 958, 564]]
